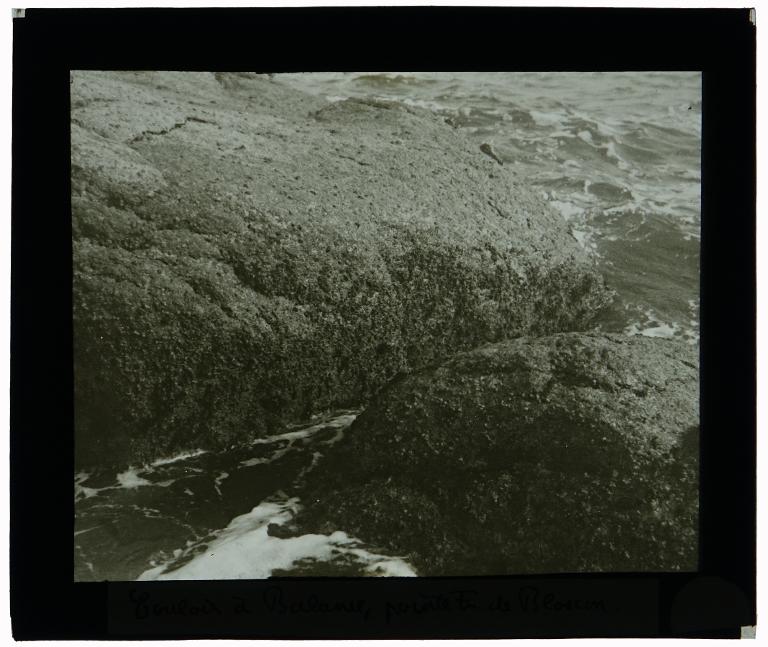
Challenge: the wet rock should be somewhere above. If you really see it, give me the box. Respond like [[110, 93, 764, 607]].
[[266, 522, 296, 539], [300, 333, 698, 574], [72, 71, 611, 467]]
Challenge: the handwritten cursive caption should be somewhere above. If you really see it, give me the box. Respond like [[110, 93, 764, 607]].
[[128, 584, 612, 624]]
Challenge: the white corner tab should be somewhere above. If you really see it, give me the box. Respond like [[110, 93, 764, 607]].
[[741, 625, 756, 639]]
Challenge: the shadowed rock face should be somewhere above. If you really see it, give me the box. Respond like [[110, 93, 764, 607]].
[[299, 333, 698, 574], [72, 71, 611, 467]]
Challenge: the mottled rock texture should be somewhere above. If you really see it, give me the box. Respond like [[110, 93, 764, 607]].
[[72, 71, 611, 466], [299, 333, 699, 574]]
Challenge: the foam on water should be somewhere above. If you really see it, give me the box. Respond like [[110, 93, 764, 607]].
[[76, 467, 179, 502], [250, 412, 358, 446], [138, 497, 417, 580], [150, 448, 208, 467], [116, 467, 154, 489], [623, 306, 698, 345], [528, 108, 571, 128], [295, 451, 324, 482], [549, 199, 584, 222], [240, 445, 291, 467], [75, 471, 123, 502], [74, 485, 99, 501], [601, 140, 632, 171], [548, 199, 599, 255], [76, 413, 361, 504], [76, 411, 376, 580], [570, 229, 596, 253], [213, 471, 229, 496], [75, 472, 103, 501], [240, 412, 358, 467], [627, 321, 679, 339], [75, 543, 96, 576]]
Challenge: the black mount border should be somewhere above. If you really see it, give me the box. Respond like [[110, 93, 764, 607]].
[[11, 7, 756, 639]]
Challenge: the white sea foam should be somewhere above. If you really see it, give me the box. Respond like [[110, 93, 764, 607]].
[[528, 108, 569, 128], [242, 413, 350, 471], [137, 497, 416, 580], [250, 428, 315, 445], [549, 199, 584, 222], [213, 471, 229, 496], [601, 140, 632, 171], [320, 426, 347, 447], [76, 468, 179, 502], [571, 229, 597, 253], [150, 449, 208, 467], [396, 96, 448, 113], [624, 307, 687, 340], [75, 485, 101, 500], [347, 550, 418, 577], [75, 471, 121, 501], [251, 413, 358, 446], [240, 445, 292, 467], [75, 473, 97, 500], [295, 451, 324, 483], [116, 468, 153, 489], [635, 323, 678, 338], [75, 543, 96, 575], [239, 456, 267, 467]]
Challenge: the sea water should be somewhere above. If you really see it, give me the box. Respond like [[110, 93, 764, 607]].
[[75, 411, 415, 580], [278, 72, 701, 343], [74, 73, 701, 581]]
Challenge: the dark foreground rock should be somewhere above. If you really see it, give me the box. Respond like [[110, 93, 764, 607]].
[[298, 333, 698, 574], [72, 71, 611, 467]]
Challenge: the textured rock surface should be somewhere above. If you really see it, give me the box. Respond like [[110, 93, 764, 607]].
[[72, 71, 611, 466], [299, 333, 699, 574]]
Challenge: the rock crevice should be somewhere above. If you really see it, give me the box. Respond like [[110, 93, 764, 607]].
[[128, 115, 218, 144]]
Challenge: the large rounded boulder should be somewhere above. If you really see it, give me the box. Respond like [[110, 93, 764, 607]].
[[72, 71, 611, 467], [299, 333, 698, 574]]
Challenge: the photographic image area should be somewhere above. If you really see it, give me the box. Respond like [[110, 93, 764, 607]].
[[72, 71, 700, 581]]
